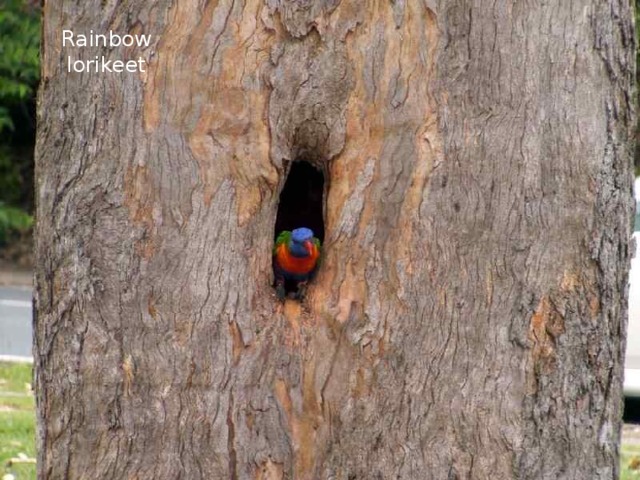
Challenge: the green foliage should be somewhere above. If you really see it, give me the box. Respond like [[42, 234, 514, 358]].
[[0, 147, 24, 205], [0, 1, 39, 227], [0, 143, 34, 214], [0, 203, 33, 246], [0, 0, 40, 134]]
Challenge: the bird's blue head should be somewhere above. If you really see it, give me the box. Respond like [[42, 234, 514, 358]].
[[289, 227, 314, 257], [292, 227, 313, 243]]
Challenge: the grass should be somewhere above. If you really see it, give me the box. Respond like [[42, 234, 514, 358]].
[[0, 361, 35, 480], [622, 442, 640, 479], [0, 361, 640, 478]]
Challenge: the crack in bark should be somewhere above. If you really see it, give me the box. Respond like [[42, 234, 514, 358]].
[[227, 391, 238, 480]]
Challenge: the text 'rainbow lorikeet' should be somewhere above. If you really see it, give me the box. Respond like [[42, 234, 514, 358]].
[[273, 227, 321, 300]]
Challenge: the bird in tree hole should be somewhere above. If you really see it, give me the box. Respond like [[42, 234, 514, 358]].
[[273, 227, 321, 300]]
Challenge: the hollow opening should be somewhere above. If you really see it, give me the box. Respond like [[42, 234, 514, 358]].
[[274, 160, 325, 242], [273, 160, 325, 298]]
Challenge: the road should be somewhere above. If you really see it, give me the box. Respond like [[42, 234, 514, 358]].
[[0, 286, 32, 359]]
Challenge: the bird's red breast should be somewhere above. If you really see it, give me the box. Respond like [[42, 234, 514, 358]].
[[275, 242, 319, 275]]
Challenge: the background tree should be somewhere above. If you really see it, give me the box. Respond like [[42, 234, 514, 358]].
[[0, 0, 39, 255], [35, 1, 635, 479], [635, 0, 640, 174]]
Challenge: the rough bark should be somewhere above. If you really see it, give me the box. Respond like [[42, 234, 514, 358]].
[[35, 1, 635, 479]]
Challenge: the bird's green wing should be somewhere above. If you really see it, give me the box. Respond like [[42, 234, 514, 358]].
[[311, 237, 322, 255], [311, 236, 322, 272], [273, 231, 292, 255]]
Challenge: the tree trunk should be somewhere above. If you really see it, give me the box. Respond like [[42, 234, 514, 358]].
[[35, 1, 635, 479]]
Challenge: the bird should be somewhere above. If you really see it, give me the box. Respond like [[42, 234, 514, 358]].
[[273, 227, 321, 300]]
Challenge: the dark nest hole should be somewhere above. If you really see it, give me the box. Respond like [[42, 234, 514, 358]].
[[625, 396, 640, 423], [274, 160, 325, 242], [273, 160, 325, 296]]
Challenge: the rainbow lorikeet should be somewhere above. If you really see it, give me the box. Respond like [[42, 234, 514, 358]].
[[273, 227, 321, 300]]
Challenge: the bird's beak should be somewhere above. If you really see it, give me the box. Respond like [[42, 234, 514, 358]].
[[304, 240, 313, 252]]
